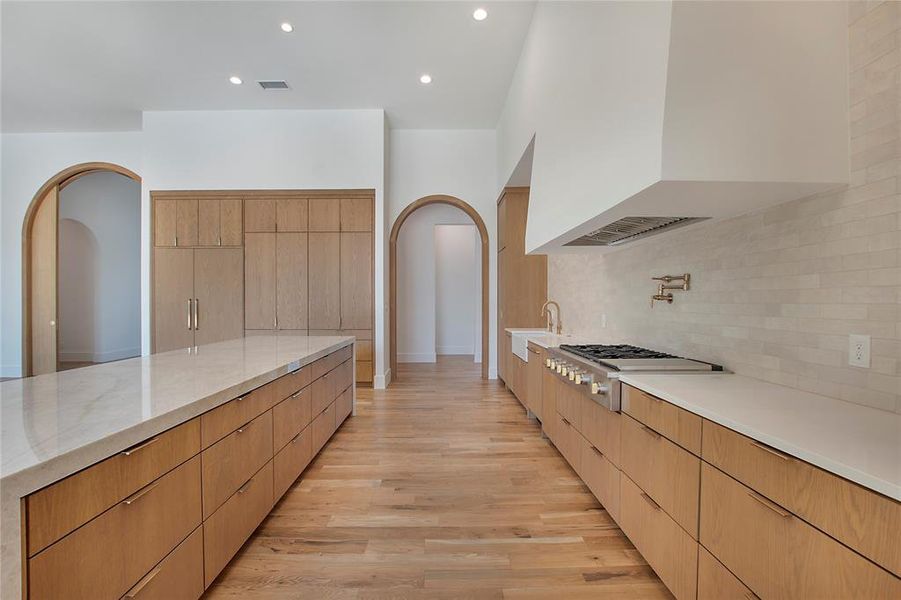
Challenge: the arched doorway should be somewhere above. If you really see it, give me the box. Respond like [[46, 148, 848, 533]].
[[389, 195, 489, 381], [22, 162, 141, 376]]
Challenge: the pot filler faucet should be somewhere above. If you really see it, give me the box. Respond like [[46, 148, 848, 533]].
[[540, 300, 562, 334], [651, 273, 690, 307]]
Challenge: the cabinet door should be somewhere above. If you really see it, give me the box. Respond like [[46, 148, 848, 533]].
[[153, 248, 194, 352], [194, 248, 244, 346], [220, 198, 243, 245], [244, 233, 276, 330], [245, 198, 276, 232], [175, 199, 198, 247], [340, 197, 372, 231], [276, 197, 307, 232], [154, 199, 177, 247], [276, 233, 308, 330], [197, 199, 221, 246], [308, 198, 340, 231], [308, 233, 340, 328], [497, 196, 507, 251], [340, 233, 372, 330]]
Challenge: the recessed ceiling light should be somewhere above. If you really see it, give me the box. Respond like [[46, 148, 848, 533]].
[[229, 76, 243, 85], [473, 8, 488, 21], [280, 22, 294, 33], [420, 74, 432, 84]]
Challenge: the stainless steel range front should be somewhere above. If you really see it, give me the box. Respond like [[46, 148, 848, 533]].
[[545, 344, 723, 412]]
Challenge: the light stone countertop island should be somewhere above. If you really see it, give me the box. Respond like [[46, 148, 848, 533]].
[[0, 334, 354, 600]]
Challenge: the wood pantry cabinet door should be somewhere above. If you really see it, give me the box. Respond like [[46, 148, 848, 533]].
[[244, 198, 276, 232], [308, 232, 340, 329], [276, 197, 308, 231], [175, 199, 198, 247], [276, 233, 308, 330], [340, 197, 372, 231], [308, 197, 340, 231], [153, 248, 195, 353], [197, 199, 221, 246], [244, 233, 277, 330], [220, 198, 244, 246], [193, 248, 244, 346], [340, 232, 372, 330], [154, 199, 177, 247]]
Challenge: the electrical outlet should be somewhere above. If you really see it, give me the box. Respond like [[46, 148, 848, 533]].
[[848, 334, 870, 368]]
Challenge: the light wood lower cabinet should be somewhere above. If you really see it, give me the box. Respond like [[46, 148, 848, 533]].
[[201, 409, 274, 518], [623, 385, 701, 454], [697, 546, 755, 600], [23, 344, 355, 600], [121, 527, 204, 600], [526, 345, 543, 418], [274, 426, 314, 501], [620, 474, 698, 600], [203, 461, 274, 588], [620, 413, 700, 538], [28, 457, 202, 600], [700, 462, 900, 600], [578, 432, 621, 523]]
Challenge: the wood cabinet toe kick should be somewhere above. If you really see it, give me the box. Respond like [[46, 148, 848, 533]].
[[16, 341, 356, 600]]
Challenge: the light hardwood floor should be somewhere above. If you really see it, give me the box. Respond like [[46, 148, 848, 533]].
[[205, 356, 670, 599]]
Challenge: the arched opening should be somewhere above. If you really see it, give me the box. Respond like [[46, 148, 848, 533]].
[[389, 195, 489, 381], [22, 162, 142, 376]]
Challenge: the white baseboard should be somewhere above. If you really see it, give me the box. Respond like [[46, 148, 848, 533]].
[[59, 346, 141, 364], [374, 368, 390, 390], [488, 366, 498, 380], [474, 353, 482, 364], [398, 352, 436, 363], [436, 345, 474, 355], [1, 364, 22, 378]]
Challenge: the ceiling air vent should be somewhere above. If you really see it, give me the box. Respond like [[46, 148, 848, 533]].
[[565, 216, 710, 247], [257, 80, 290, 90]]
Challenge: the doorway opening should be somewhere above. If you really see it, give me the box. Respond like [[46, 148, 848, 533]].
[[22, 162, 142, 376], [389, 195, 489, 381]]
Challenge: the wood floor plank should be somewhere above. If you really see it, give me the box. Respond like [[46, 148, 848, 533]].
[[204, 356, 669, 599]]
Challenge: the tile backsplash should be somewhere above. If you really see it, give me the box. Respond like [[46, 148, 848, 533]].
[[549, 1, 900, 413]]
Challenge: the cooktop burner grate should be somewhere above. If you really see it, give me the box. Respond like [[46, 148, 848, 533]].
[[559, 344, 680, 361]]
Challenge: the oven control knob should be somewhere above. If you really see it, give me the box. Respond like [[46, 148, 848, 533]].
[[573, 371, 583, 384], [557, 363, 564, 374], [545, 357, 551, 368], [568, 369, 576, 381], [591, 382, 610, 395], [578, 373, 591, 385]]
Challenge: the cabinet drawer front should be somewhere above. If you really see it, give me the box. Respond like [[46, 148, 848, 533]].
[[578, 395, 621, 467], [202, 410, 273, 518], [26, 419, 200, 556], [621, 414, 700, 537], [700, 462, 900, 600], [201, 382, 275, 448], [203, 461, 274, 588], [619, 474, 698, 600], [579, 433, 621, 523], [29, 456, 202, 600], [338, 344, 353, 363], [337, 387, 353, 424], [120, 526, 204, 600], [356, 340, 372, 361], [272, 365, 311, 403], [555, 380, 582, 432], [555, 412, 581, 474], [312, 369, 337, 416], [338, 359, 354, 394], [312, 401, 337, 455], [702, 419, 901, 574], [274, 427, 313, 501], [697, 546, 754, 600], [622, 385, 701, 454], [273, 386, 313, 451]]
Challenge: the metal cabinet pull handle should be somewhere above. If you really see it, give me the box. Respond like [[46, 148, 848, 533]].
[[743, 592, 760, 600], [121, 436, 161, 457], [561, 417, 571, 426], [591, 445, 604, 457], [750, 440, 791, 461], [748, 491, 791, 518], [236, 420, 253, 434], [640, 492, 661, 511], [187, 299, 193, 330], [291, 389, 303, 399], [124, 566, 162, 598], [291, 432, 302, 444], [641, 424, 661, 439], [193, 298, 199, 330], [122, 481, 161, 506], [237, 477, 254, 494]]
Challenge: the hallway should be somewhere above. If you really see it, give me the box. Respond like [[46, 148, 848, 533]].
[[205, 356, 670, 599]]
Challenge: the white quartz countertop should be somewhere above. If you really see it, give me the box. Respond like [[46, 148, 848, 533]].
[[0, 335, 353, 497], [618, 373, 901, 501]]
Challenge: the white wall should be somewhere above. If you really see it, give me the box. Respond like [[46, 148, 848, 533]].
[[387, 129, 498, 375], [58, 172, 141, 363], [435, 224, 478, 357], [0, 131, 143, 377], [396, 205, 474, 362]]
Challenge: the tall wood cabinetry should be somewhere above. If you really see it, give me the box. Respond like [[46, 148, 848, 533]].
[[496, 188, 547, 384], [152, 191, 375, 386]]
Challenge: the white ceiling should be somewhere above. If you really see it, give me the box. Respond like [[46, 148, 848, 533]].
[[1, 1, 536, 132]]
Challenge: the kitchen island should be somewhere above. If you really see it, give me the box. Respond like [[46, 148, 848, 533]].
[[1, 335, 355, 600]]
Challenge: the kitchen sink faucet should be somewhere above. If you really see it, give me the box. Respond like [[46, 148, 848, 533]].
[[540, 300, 562, 334]]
